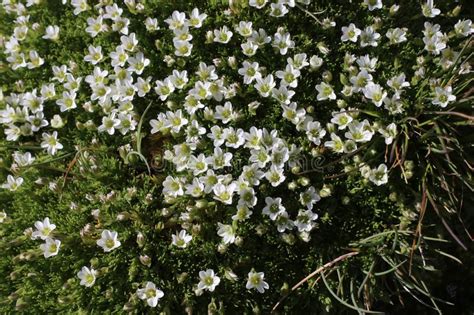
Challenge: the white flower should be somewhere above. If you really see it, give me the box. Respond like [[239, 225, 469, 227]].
[[165, 11, 187, 30], [169, 70, 189, 89], [273, 86, 295, 105], [236, 21, 253, 37], [275, 211, 294, 232], [422, 0, 441, 18], [299, 186, 321, 210], [249, 0, 268, 9], [77, 266, 97, 287], [250, 28, 271, 46], [172, 230, 193, 248], [145, 17, 159, 32], [369, 164, 389, 186], [454, 19, 473, 37], [309, 55, 323, 70], [432, 86, 456, 108], [363, 83, 387, 107], [1, 175, 24, 191], [84, 45, 103, 65], [163, 176, 185, 198], [185, 178, 205, 197], [41, 131, 63, 155], [325, 133, 345, 153], [215, 102, 236, 124], [71, 0, 90, 15], [225, 127, 245, 148], [360, 26, 380, 47], [262, 197, 285, 221], [110, 46, 128, 67], [166, 110, 188, 133], [121, 33, 138, 51], [214, 26, 233, 44], [188, 8, 207, 28], [270, 2, 289, 17], [56, 90, 77, 112], [331, 111, 353, 130], [341, 23, 361, 42], [241, 40, 258, 57], [246, 271, 269, 293], [98, 113, 121, 135], [85, 16, 106, 38], [304, 120, 327, 145], [364, 0, 383, 11], [265, 165, 285, 187], [155, 78, 175, 101], [174, 40, 193, 57], [386, 28, 407, 44], [42, 25, 59, 41], [96, 230, 121, 252], [294, 209, 318, 232], [198, 269, 221, 292], [213, 183, 236, 205], [357, 54, 378, 72], [345, 120, 374, 143], [127, 52, 150, 74], [232, 204, 253, 221], [315, 82, 336, 101], [0, 211, 6, 223], [240, 164, 265, 186], [379, 123, 397, 145], [423, 35, 446, 55], [276, 64, 300, 88], [238, 61, 261, 85], [387, 73, 410, 93], [272, 32, 294, 55], [255, 74, 276, 98], [32, 217, 56, 240], [40, 238, 61, 258], [244, 127, 263, 149], [217, 222, 237, 244], [137, 282, 164, 307]]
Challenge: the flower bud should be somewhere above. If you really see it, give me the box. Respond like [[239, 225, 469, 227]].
[[317, 42, 330, 55], [288, 181, 298, 191], [136, 232, 145, 247], [319, 184, 332, 198], [224, 268, 238, 282], [291, 165, 301, 174], [342, 196, 350, 205], [298, 177, 310, 186], [217, 243, 228, 254], [281, 233, 296, 245], [205, 30, 214, 43], [177, 272, 188, 283], [117, 212, 130, 221], [337, 99, 347, 109], [227, 56, 237, 69], [322, 71, 332, 82], [195, 199, 208, 209], [389, 4, 400, 15], [139, 255, 151, 267], [235, 236, 243, 246]]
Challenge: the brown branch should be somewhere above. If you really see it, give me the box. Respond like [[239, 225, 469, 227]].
[[271, 251, 359, 313], [425, 111, 474, 121]]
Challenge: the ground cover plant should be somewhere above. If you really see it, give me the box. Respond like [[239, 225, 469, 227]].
[[0, 0, 473, 313]]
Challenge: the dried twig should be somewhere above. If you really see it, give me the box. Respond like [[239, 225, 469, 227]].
[[271, 251, 359, 313]]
